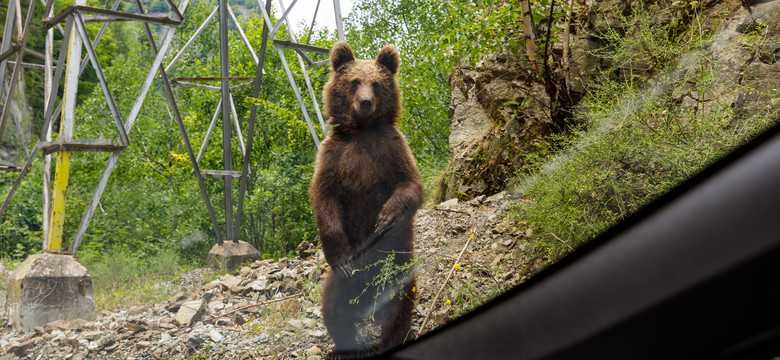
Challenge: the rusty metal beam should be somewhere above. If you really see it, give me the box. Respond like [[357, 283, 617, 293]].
[[43, 5, 181, 28]]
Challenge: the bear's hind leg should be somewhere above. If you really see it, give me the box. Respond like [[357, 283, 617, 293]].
[[323, 273, 367, 358], [378, 279, 415, 352]]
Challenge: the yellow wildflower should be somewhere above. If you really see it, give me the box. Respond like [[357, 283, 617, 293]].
[[454, 264, 461, 271], [445, 300, 451, 306]]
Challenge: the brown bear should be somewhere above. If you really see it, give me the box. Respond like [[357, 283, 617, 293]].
[[310, 41, 423, 358]]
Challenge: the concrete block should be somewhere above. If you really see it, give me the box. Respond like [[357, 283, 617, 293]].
[[5, 253, 96, 332], [206, 240, 260, 271]]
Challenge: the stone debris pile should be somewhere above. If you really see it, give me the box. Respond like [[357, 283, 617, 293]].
[[0, 254, 331, 360]]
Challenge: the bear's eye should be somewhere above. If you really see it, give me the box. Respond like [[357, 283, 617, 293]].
[[351, 79, 360, 89], [372, 82, 380, 91]]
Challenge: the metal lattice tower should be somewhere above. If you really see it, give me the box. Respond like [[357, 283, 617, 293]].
[[0, 0, 185, 253], [0, 0, 344, 253], [163, 0, 344, 245]]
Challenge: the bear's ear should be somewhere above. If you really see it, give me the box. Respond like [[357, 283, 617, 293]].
[[330, 41, 355, 71], [376, 45, 399, 75]]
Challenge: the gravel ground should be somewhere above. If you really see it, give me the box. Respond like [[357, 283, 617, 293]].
[[0, 192, 540, 359]]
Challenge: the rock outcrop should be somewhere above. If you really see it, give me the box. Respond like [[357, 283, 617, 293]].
[[438, 52, 555, 200]]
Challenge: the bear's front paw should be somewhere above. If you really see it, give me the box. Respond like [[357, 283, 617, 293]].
[[375, 210, 399, 236]]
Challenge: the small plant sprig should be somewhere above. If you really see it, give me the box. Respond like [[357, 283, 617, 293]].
[[349, 252, 420, 320]]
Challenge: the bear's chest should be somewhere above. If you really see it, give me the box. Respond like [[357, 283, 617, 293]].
[[334, 138, 394, 193]]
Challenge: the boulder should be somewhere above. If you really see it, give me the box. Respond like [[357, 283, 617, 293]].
[[174, 299, 205, 327]]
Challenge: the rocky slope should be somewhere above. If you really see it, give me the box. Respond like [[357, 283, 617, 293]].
[[0, 192, 539, 359]]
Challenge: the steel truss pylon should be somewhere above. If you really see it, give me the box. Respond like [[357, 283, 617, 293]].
[[0, 0, 346, 253], [0, 0, 185, 254], [169, 0, 344, 245]]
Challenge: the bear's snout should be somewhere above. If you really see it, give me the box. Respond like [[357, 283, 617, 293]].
[[359, 98, 374, 112], [354, 84, 376, 114]]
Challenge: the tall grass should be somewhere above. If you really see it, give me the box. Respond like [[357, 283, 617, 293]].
[[78, 247, 194, 311]]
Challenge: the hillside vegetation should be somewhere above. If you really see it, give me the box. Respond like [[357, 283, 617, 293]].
[[1, 0, 779, 358]]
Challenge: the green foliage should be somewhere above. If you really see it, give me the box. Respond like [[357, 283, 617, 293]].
[[738, 20, 769, 53], [449, 278, 507, 319], [0, 160, 42, 259]]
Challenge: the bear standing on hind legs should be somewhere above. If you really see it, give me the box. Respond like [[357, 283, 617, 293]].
[[310, 41, 423, 359]]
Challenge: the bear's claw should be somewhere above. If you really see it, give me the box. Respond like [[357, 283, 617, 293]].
[[334, 261, 354, 278], [375, 222, 390, 236], [375, 211, 398, 236]]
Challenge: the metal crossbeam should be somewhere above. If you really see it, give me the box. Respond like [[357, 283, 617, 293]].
[[273, 40, 330, 56], [42, 5, 181, 28], [202, 170, 243, 179], [39, 140, 126, 156], [0, 160, 20, 172], [0, 44, 21, 62]]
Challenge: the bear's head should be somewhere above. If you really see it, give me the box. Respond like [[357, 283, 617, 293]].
[[323, 41, 401, 130]]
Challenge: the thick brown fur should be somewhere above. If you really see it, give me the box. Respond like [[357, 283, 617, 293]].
[[310, 41, 423, 358]]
